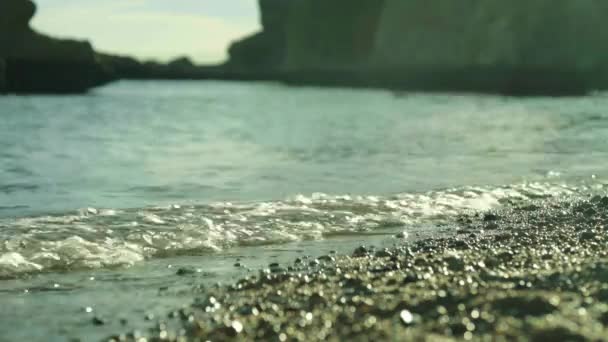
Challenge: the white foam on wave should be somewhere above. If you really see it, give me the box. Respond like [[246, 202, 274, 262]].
[[0, 181, 600, 278], [0, 252, 43, 279]]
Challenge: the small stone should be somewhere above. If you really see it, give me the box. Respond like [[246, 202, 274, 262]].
[[318, 255, 335, 262], [485, 223, 499, 230], [445, 255, 465, 272], [483, 213, 499, 221], [231, 320, 243, 334], [491, 295, 557, 317], [395, 231, 409, 239], [92, 316, 105, 326], [580, 231, 596, 241], [400, 310, 414, 325], [352, 246, 370, 258], [176, 267, 196, 276], [375, 249, 393, 258]]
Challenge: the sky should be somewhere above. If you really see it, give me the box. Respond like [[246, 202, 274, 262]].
[[31, 0, 261, 63]]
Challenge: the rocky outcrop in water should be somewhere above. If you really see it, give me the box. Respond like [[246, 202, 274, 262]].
[[228, 0, 608, 95], [0, 0, 113, 94]]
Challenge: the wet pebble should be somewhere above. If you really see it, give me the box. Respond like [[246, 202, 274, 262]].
[[176, 267, 199, 276], [483, 213, 499, 221], [375, 249, 393, 258], [92, 316, 106, 326], [352, 245, 370, 258], [105, 196, 608, 341], [395, 231, 409, 239]]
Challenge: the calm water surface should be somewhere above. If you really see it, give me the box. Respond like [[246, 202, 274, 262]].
[[0, 81, 607, 340], [2, 80, 606, 217]]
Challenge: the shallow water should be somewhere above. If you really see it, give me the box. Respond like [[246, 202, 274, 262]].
[[1, 81, 607, 340]]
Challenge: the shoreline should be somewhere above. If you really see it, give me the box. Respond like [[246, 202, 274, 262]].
[[3, 56, 602, 97], [105, 195, 608, 341], [96, 64, 599, 98]]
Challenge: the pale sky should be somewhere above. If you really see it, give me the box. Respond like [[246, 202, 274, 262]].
[[31, 0, 261, 63]]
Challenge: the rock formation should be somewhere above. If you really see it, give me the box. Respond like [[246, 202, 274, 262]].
[[98, 54, 228, 80], [282, 0, 385, 71], [0, 59, 6, 93], [368, 0, 608, 94], [228, 0, 608, 95], [225, 0, 289, 73], [0, 0, 113, 93], [4, 0, 607, 95]]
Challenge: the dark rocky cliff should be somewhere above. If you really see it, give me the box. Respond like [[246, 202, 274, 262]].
[[368, 0, 608, 95], [0, 0, 113, 93], [228, 0, 608, 96], [4, 0, 606, 95], [0, 59, 6, 93], [224, 0, 289, 75], [282, 0, 385, 71]]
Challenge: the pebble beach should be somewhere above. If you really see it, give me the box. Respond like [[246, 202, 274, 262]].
[[105, 195, 608, 341]]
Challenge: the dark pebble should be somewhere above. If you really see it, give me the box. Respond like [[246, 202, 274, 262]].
[[483, 213, 499, 221], [580, 231, 597, 241], [375, 249, 393, 258], [352, 245, 370, 258], [92, 316, 106, 326], [176, 268, 196, 276], [318, 255, 335, 262]]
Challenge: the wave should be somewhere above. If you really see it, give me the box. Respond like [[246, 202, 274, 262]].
[[0, 181, 602, 279]]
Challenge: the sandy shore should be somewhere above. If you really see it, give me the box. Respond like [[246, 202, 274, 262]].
[[107, 195, 608, 341]]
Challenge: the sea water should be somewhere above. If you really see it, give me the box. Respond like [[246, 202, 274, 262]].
[[1, 80, 607, 340]]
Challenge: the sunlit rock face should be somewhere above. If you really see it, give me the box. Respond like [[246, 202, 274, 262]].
[[0, 0, 113, 93]]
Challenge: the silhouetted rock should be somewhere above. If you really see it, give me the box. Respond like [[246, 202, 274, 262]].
[[98, 53, 226, 80], [167, 56, 195, 69], [228, 0, 608, 96], [368, 0, 608, 95], [0, 0, 114, 94], [225, 0, 289, 73], [6, 0, 604, 95], [0, 59, 6, 93], [282, 0, 386, 71]]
